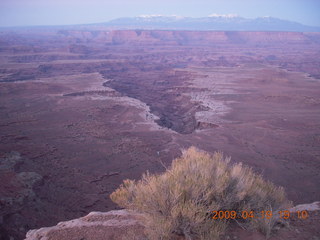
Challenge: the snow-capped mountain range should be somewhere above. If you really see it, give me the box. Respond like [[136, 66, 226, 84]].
[[98, 15, 320, 32]]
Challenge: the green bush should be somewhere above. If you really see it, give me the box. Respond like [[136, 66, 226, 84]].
[[110, 147, 291, 240]]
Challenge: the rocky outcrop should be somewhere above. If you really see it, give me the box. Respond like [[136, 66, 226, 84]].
[[25, 210, 147, 240], [25, 202, 320, 240], [196, 121, 219, 130]]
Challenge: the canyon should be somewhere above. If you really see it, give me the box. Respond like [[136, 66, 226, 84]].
[[0, 29, 320, 239]]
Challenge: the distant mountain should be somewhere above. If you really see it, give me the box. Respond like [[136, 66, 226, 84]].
[[96, 15, 320, 32], [1, 15, 319, 32]]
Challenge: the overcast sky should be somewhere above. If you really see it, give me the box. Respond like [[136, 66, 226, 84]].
[[0, 0, 319, 27]]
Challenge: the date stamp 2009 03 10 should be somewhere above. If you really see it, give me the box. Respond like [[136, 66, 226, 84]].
[[211, 210, 309, 220]]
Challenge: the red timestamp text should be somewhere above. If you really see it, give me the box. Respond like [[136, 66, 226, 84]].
[[211, 210, 309, 220]]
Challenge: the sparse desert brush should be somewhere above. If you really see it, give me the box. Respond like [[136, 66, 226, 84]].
[[110, 147, 292, 240]]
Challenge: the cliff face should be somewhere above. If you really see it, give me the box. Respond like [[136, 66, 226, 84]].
[[25, 202, 320, 240], [56, 30, 320, 45]]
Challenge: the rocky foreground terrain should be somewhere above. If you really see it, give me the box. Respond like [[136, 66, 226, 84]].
[[0, 29, 320, 239], [25, 202, 320, 240]]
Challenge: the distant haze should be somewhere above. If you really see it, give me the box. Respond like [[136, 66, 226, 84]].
[[0, 0, 319, 27]]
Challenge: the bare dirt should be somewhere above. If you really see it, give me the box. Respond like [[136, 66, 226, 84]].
[[0, 29, 319, 239]]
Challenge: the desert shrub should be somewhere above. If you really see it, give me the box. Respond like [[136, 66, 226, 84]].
[[110, 147, 291, 240]]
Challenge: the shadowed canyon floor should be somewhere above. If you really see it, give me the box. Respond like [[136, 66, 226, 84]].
[[0, 30, 320, 239]]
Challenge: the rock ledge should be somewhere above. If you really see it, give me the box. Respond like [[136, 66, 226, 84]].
[[25, 210, 147, 240], [25, 202, 320, 240]]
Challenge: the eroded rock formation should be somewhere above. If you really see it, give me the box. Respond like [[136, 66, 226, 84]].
[[1, 29, 320, 239], [25, 202, 320, 240], [25, 210, 147, 240]]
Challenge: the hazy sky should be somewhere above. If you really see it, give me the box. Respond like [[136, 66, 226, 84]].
[[0, 0, 319, 27]]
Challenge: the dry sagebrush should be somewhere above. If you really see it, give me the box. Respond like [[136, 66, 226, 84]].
[[110, 147, 291, 240]]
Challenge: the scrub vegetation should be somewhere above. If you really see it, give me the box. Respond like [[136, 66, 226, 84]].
[[111, 147, 291, 240]]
